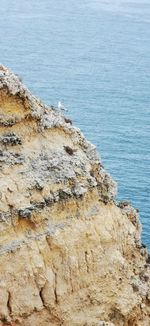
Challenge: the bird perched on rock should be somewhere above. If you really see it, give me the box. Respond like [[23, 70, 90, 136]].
[[57, 101, 68, 112]]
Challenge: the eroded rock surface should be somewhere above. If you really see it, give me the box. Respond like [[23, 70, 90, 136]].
[[0, 66, 149, 326]]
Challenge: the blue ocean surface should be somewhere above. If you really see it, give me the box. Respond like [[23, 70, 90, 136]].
[[0, 0, 150, 247]]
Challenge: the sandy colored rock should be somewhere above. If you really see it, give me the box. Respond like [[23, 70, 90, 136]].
[[0, 66, 149, 326]]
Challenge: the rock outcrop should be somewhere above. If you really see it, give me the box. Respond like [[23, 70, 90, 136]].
[[0, 66, 149, 326]]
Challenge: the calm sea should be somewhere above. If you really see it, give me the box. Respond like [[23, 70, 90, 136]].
[[0, 0, 150, 248]]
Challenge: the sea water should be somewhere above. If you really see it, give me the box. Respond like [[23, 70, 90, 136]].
[[0, 0, 150, 248]]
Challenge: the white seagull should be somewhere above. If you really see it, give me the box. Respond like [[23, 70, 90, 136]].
[[57, 101, 68, 112]]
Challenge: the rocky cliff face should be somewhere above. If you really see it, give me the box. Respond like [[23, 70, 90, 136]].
[[0, 65, 149, 326]]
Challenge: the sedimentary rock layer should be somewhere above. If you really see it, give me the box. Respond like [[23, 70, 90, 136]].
[[0, 66, 149, 326]]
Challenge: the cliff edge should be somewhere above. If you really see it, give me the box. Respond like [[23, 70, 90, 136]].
[[0, 66, 149, 326]]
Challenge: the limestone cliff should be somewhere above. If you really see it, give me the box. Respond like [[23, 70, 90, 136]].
[[0, 66, 149, 326]]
